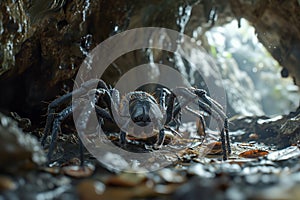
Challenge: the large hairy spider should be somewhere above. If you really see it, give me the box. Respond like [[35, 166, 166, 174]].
[[42, 79, 231, 164]]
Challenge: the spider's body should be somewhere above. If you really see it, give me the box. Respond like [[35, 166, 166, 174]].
[[118, 91, 164, 135], [42, 79, 231, 165]]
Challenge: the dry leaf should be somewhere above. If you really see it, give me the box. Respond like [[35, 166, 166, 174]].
[[105, 173, 147, 187], [239, 150, 269, 158], [62, 164, 95, 178]]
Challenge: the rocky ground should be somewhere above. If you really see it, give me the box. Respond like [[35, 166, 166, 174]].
[[0, 111, 299, 200]]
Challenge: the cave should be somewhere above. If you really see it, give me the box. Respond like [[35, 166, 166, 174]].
[[0, 1, 299, 199]]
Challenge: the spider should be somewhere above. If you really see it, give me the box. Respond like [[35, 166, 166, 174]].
[[42, 79, 231, 165]]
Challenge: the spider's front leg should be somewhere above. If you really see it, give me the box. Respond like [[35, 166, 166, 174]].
[[46, 105, 75, 163], [42, 79, 108, 146], [153, 88, 180, 149], [193, 88, 231, 159], [165, 87, 231, 160], [42, 92, 72, 147], [43, 79, 111, 165]]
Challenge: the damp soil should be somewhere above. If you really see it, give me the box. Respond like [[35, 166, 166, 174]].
[[0, 111, 300, 200]]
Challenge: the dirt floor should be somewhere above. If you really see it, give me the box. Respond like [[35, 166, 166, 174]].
[[0, 111, 300, 200]]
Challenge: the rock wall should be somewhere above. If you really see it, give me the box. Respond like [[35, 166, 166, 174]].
[[229, 0, 300, 87], [0, 0, 299, 118]]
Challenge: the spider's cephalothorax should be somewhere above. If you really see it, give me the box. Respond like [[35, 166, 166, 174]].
[[42, 79, 231, 165]]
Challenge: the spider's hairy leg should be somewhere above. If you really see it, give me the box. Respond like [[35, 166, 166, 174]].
[[44, 79, 112, 165], [167, 87, 230, 160], [74, 88, 113, 166], [42, 92, 72, 146], [153, 129, 165, 149], [157, 88, 171, 112], [193, 89, 231, 158], [95, 105, 114, 123], [197, 99, 229, 160], [168, 87, 202, 132], [225, 118, 231, 154], [165, 92, 176, 125], [47, 105, 75, 164], [151, 88, 172, 149], [42, 79, 106, 146], [169, 87, 198, 120], [120, 130, 127, 144], [185, 106, 207, 139], [96, 88, 129, 146]]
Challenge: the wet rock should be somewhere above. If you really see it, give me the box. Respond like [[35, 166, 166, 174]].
[[0, 0, 30, 75], [280, 113, 300, 138], [0, 112, 46, 172], [157, 168, 186, 183], [173, 176, 229, 200], [0, 0, 134, 118], [187, 163, 215, 178], [230, 108, 300, 148], [1, 0, 299, 125], [266, 146, 300, 161]]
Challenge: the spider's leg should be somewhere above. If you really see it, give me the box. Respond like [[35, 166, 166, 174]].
[[79, 139, 84, 166], [153, 88, 175, 149], [154, 129, 165, 149], [194, 89, 226, 119], [157, 88, 170, 111], [42, 79, 106, 146], [95, 105, 114, 123], [165, 92, 176, 125], [75, 88, 113, 166], [225, 118, 231, 154], [42, 92, 72, 146], [156, 88, 173, 124], [105, 89, 129, 145], [185, 106, 207, 139], [118, 118, 131, 145], [47, 105, 74, 164], [120, 130, 127, 144], [75, 102, 94, 167], [194, 89, 231, 157], [168, 87, 220, 143], [169, 87, 200, 124], [197, 100, 228, 160]]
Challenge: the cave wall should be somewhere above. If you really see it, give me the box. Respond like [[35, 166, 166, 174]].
[[229, 0, 300, 87], [0, 0, 299, 118]]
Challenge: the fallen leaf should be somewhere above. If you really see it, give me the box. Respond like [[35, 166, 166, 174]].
[[249, 133, 259, 140], [0, 176, 17, 191], [62, 164, 95, 178], [207, 142, 223, 155], [105, 173, 147, 187], [61, 157, 81, 167], [77, 180, 106, 200], [239, 150, 269, 158], [41, 166, 61, 175]]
